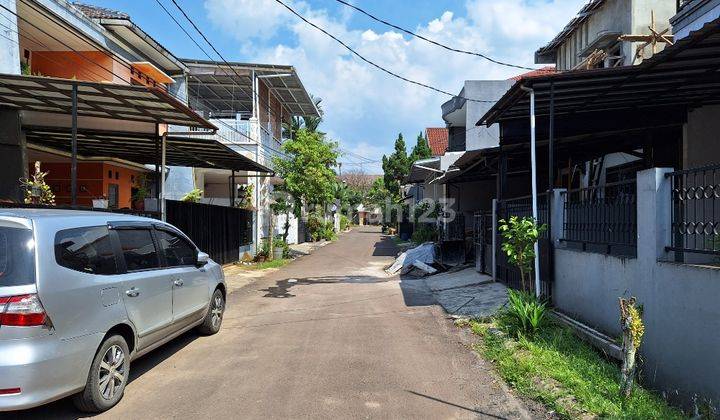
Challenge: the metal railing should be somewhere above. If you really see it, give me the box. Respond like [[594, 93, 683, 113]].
[[666, 163, 720, 256], [438, 213, 465, 241], [561, 179, 637, 255]]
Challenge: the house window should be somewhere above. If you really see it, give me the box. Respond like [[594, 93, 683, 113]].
[[115, 171, 119, 180], [108, 170, 112, 179]]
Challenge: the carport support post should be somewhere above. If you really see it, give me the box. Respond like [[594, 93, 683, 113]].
[[492, 198, 498, 282], [520, 85, 541, 298], [160, 132, 167, 221], [547, 82, 555, 295], [71, 83, 78, 206], [231, 170, 236, 207]]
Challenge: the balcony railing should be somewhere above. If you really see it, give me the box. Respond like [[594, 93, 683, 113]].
[[561, 180, 637, 256], [666, 163, 720, 256]]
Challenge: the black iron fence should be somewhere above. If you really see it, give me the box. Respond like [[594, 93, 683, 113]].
[[165, 200, 253, 265], [438, 212, 466, 241], [496, 193, 551, 298], [561, 179, 637, 256], [666, 164, 720, 258], [0, 201, 253, 265]]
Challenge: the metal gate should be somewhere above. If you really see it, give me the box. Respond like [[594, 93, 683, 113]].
[[165, 200, 253, 265], [495, 194, 551, 298], [473, 211, 493, 274]]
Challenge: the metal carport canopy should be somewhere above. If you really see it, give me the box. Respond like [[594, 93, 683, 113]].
[[23, 126, 272, 173], [478, 17, 720, 126], [0, 73, 217, 130]]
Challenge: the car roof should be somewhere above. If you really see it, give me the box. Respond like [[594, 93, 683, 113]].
[[0, 208, 158, 225]]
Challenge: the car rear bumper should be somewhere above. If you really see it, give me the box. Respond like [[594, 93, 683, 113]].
[[0, 331, 104, 411]]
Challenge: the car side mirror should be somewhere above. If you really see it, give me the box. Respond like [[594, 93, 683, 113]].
[[196, 251, 210, 268]]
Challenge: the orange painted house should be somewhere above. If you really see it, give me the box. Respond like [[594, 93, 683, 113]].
[[31, 161, 146, 209]]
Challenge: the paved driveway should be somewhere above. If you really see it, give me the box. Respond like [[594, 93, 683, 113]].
[[16, 226, 536, 419]]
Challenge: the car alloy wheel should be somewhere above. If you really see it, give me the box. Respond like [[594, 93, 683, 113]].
[[98, 344, 126, 400], [211, 294, 224, 329]]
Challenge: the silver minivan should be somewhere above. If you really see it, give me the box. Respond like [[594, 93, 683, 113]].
[[0, 209, 226, 413]]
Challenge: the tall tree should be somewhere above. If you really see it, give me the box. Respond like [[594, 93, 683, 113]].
[[409, 132, 432, 163], [381, 133, 409, 201], [273, 128, 339, 214]]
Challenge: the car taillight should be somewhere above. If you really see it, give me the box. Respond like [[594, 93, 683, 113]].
[[0, 294, 48, 327]]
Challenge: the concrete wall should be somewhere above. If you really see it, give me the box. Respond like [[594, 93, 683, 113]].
[[671, 0, 720, 39], [464, 80, 512, 150], [552, 168, 720, 410]]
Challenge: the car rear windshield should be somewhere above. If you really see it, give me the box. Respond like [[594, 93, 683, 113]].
[[0, 226, 36, 287]]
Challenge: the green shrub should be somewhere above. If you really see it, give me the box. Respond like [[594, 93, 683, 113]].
[[340, 214, 350, 231], [498, 289, 548, 337], [181, 188, 203, 203], [411, 225, 437, 243], [257, 238, 271, 258], [273, 236, 290, 259]]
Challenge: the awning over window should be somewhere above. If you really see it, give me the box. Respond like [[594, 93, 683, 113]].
[[0, 73, 216, 130], [23, 126, 271, 173], [407, 157, 441, 183]]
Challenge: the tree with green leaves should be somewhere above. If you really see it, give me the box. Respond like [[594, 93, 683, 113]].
[[273, 128, 339, 216], [366, 177, 390, 207], [381, 133, 409, 201], [409, 132, 432, 163], [498, 216, 547, 293]]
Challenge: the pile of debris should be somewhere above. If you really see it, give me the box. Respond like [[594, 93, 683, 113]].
[[385, 242, 438, 277]]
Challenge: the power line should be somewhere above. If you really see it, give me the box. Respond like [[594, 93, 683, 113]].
[[332, 0, 551, 73], [166, 0, 296, 124], [272, 0, 498, 103]]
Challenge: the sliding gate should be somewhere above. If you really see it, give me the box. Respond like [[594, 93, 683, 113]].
[[473, 211, 493, 274], [495, 194, 551, 298]]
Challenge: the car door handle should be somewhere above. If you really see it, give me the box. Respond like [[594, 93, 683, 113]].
[[174, 279, 184, 287], [125, 287, 140, 297]]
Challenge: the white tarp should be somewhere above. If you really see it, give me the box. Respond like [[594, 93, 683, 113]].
[[386, 242, 435, 275]]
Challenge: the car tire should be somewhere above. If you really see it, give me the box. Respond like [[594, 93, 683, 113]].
[[196, 288, 225, 335], [73, 335, 130, 413]]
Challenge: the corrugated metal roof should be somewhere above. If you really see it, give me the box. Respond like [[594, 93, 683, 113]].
[[480, 17, 720, 126], [72, 2, 129, 20]]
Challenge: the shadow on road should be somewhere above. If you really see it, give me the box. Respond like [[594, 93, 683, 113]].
[[372, 234, 400, 257], [406, 390, 510, 420], [398, 275, 437, 307], [260, 275, 392, 298], [11, 332, 200, 419]]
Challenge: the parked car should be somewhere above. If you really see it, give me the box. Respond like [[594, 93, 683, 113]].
[[0, 209, 226, 413]]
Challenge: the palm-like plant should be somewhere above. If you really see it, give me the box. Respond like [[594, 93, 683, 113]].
[[284, 95, 324, 139]]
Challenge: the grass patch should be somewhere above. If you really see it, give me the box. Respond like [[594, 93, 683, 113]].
[[236, 258, 290, 271], [469, 320, 686, 419]]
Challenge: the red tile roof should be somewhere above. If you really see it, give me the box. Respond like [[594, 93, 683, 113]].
[[509, 66, 556, 81], [425, 127, 448, 157]]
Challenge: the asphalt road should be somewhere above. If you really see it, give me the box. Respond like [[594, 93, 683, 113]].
[[13, 226, 536, 419]]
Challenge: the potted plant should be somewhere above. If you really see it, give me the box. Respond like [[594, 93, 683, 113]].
[[255, 238, 270, 263], [272, 236, 286, 260], [132, 175, 148, 210], [20, 161, 55, 205]]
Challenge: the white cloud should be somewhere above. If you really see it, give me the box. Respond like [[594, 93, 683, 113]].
[[205, 0, 586, 173]]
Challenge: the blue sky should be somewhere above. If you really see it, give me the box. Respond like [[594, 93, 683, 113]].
[[89, 0, 586, 172]]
